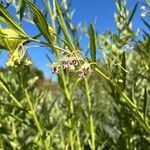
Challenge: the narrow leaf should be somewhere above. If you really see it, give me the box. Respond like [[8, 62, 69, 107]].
[[121, 51, 126, 91], [88, 24, 96, 62], [143, 86, 148, 119], [0, 4, 27, 37], [17, 0, 26, 21], [128, 2, 138, 25], [27, 1, 53, 44], [54, 0, 75, 51]]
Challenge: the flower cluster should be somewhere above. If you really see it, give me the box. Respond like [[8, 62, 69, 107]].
[[50, 50, 92, 79]]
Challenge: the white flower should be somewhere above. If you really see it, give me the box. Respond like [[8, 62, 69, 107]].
[[51, 63, 60, 74], [78, 62, 92, 78]]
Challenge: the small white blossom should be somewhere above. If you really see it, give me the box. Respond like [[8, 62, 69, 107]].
[[51, 63, 60, 74], [78, 63, 92, 78]]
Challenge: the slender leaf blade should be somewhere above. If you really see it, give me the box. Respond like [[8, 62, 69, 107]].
[[17, 0, 26, 21], [88, 24, 96, 62], [54, 0, 75, 51], [27, 1, 53, 44], [121, 51, 126, 91], [143, 86, 148, 119], [0, 3, 27, 37], [128, 2, 138, 25]]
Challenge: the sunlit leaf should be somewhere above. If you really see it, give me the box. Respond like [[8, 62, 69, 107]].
[[27, 1, 53, 44], [0, 3, 28, 37]]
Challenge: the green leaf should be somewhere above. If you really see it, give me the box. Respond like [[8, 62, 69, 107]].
[[88, 24, 96, 62], [128, 2, 138, 25], [143, 86, 148, 119], [17, 0, 26, 21], [0, 4, 27, 37], [27, 1, 53, 44], [54, 0, 75, 51]]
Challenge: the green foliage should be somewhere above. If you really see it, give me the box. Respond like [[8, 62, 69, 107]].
[[88, 24, 96, 62], [28, 1, 54, 44], [17, 0, 26, 21], [54, 0, 75, 51], [0, 3, 28, 37], [0, 0, 150, 149]]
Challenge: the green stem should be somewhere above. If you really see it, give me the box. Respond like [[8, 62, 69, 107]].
[[42, 1, 74, 149], [30, 38, 69, 53], [0, 137, 4, 150], [85, 79, 95, 150], [61, 69, 74, 150], [77, 131, 82, 150], [25, 89, 42, 134], [12, 122, 17, 150], [25, 89, 49, 150]]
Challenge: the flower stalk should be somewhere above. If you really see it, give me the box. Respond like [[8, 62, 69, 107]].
[[85, 78, 95, 150]]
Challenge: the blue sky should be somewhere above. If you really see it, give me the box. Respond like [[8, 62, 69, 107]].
[[0, 0, 147, 78]]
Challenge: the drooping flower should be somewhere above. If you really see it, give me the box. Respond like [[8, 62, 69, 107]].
[[79, 62, 92, 78], [62, 60, 75, 70], [62, 56, 79, 70], [51, 63, 60, 74]]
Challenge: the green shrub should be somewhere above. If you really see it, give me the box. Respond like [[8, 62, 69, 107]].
[[0, 0, 150, 149]]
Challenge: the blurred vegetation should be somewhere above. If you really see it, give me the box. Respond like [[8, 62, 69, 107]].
[[0, 0, 150, 149]]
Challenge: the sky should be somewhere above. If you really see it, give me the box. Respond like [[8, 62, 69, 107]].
[[0, 0, 147, 78]]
